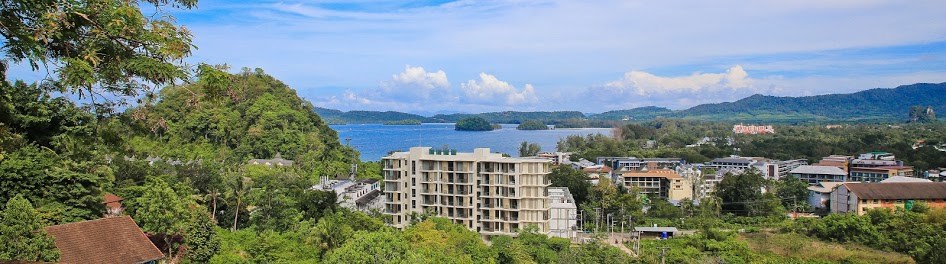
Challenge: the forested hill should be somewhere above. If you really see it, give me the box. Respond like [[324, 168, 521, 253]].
[[120, 67, 356, 175], [314, 107, 431, 124], [671, 82, 946, 122], [590, 106, 674, 120]]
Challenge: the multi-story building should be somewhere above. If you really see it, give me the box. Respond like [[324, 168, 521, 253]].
[[597, 157, 686, 172], [849, 166, 914, 183], [709, 156, 755, 171], [816, 155, 854, 174], [790, 165, 848, 185], [832, 182, 946, 215], [753, 158, 808, 180], [619, 169, 693, 201], [547, 187, 577, 239], [382, 147, 551, 237]]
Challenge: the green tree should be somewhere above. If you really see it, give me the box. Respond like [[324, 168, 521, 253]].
[[647, 199, 682, 219], [0, 195, 59, 262], [0, 0, 197, 108], [183, 207, 220, 263], [715, 169, 766, 216], [776, 176, 810, 211], [134, 178, 188, 258], [516, 120, 548, 130], [322, 231, 411, 264], [518, 141, 541, 157], [548, 166, 591, 205]]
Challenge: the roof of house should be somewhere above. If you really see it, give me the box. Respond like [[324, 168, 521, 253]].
[[621, 169, 682, 179], [790, 165, 846, 176], [711, 157, 752, 164], [45, 216, 164, 264], [582, 166, 612, 173], [851, 166, 913, 171], [102, 193, 124, 210], [807, 181, 854, 193], [880, 176, 932, 183], [844, 182, 946, 200]]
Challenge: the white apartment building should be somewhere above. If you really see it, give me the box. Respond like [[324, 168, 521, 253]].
[[548, 187, 577, 239], [383, 147, 551, 237]]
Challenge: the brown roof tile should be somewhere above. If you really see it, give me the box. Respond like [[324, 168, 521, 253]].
[[45, 216, 164, 264], [844, 182, 946, 200]]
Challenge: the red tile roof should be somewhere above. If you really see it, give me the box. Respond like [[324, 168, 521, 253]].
[[103, 193, 124, 210], [844, 182, 946, 200], [45, 216, 164, 264]]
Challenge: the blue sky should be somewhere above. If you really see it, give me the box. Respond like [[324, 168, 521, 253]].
[[10, 0, 946, 114]]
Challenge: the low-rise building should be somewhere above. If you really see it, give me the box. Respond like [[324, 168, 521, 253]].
[[832, 182, 946, 215], [248, 153, 294, 167], [548, 187, 578, 239], [790, 165, 848, 185], [733, 124, 774, 134], [620, 169, 693, 201], [807, 181, 852, 212], [313, 176, 383, 212], [816, 155, 854, 174], [537, 152, 571, 165], [849, 166, 914, 183], [582, 165, 612, 185], [597, 157, 686, 172]]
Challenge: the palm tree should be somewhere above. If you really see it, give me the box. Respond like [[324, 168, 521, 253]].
[[228, 173, 252, 231]]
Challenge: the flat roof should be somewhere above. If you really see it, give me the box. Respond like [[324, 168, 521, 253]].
[[634, 227, 679, 233], [790, 165, 846, 176]]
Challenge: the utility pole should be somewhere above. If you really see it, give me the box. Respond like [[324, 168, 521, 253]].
[[658, 247, 670, 264]]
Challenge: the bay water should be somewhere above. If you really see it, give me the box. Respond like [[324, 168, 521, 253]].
[[331, 123, 612, 161]]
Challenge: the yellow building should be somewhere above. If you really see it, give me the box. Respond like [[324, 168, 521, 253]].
[[620, 169, 693, 201]]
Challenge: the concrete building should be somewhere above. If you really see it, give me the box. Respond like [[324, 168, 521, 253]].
[[790, 165, 848, 185], [807, 181, 852, 212], [733, 124, 775, 134], [752, 158, 808, 180], [832, 182, 946, 215], [548, 187, 577, 239], [382, 147, 551, 237], [313, 176, 383, 212], [581, 165, 612, 185], [597, 157, 686, 172], [247, 153, 294, 167], [536, 152, 571, 165], [709, 156, 755, 171], [816, 155, 854, 174], [849, 166, 914, 183], [620, 169, 693, 202]]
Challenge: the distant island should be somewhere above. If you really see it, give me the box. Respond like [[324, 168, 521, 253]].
[[316, 82, 946, 124], [383, 119, 422, 125], [455, 116, 497, 131], [516, 120, 549, 130]]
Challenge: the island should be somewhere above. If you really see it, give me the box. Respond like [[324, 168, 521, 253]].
[[455, 116, 495, 131], [383, 119, 422, 125], [516, 120, 549, 130]]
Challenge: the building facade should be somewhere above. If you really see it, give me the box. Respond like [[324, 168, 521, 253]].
[[832, 182, 946, 215], [548, 187, 578, 240], [620, 169, 693, 201], [790, 165, 848, 185], [383, 147, 551, 237], [849, 166, 914, 183]]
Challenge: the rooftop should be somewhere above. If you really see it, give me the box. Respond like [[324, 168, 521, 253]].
[[45, 216, 164, 264], [880, 176, 931, 183], [621, 169, 682, 179], [790, 165, 847, 176], [844, 182, 946, 200]]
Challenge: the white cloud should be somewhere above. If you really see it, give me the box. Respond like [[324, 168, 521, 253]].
[[602, 65, 753, 95], [461, 73, 538, 105], [379, 65, 451, 100]]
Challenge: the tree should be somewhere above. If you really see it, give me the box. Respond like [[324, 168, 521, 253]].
[[518, 141, 541, 157], [516, 120, 548, 130], [322, 231, 411, 264], [715, 169, 767, 216], [0, 195, 59, 262], [183, 207, 220, 263], [1, 0, 197, 109], [548, 166, 591, 205], [134, 178, 188, 258], [647, 199, 682, 219], [776, 176, 810, 211]]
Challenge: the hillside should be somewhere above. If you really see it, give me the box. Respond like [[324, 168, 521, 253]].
[[590, 106, 674, 120], [120, 67, 356, 175], [669, 82, 946, 122], [314, 107, 432, 124]]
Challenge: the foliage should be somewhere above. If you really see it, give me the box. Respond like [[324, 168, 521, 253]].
[[715, 169, 785, 217], [776, 176, 810, 211], [591, 106, 674, 121], [314, 107, 430, 124], [434, 111, 586, 124], [0, 195, 59, 262], [909, 106, 936, 123], [548, 166, 592, 206], [133, 178, 189, 257], [454, 116, 495, 131], [581, 178, 643, 232], [322, 230, 412, 264], [183, 207, 220, 263], [518, 141, 541, 157], [516, 120, 549, 130], [383, 119, 422, 125], [647, 199, 683, 219], [0, 0, 197, 109]]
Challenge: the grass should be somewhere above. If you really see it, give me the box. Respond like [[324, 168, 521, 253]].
[[740, 231, 915, 264]]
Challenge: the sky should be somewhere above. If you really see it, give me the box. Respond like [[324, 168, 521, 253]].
[[10, 0, 946, 114]]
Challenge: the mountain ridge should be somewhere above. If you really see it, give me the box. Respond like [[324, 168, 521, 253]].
[[316, 82, 946, 124]]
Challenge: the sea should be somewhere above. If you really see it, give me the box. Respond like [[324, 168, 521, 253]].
[[331, 123, 612, 161]]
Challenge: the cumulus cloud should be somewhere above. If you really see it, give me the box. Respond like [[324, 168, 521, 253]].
[[602, 65, 752, 95], [461, 73, 538, 105], [379, 65, 451, 101]]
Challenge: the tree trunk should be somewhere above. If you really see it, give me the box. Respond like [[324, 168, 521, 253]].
[[232, 197, 241, 231], [211, 190, 217, 222]]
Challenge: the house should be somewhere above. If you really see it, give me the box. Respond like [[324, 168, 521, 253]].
[[807, 181, 853, 212], [597, 157, 686, 172], [790, 165, 848, 185], [831, 182, 946, 215], [581, 165, 612, 185], [849, 166, 914, 183], [45, 216, 164, 264], [751, 158, 808, 180], [816, 155, 854, 174], [536, 152, 571, 165], [312, 176, 383, 212], [103, 193, 124, 217], [732, 124, 774, 134], [247, 152, 294, 167]]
